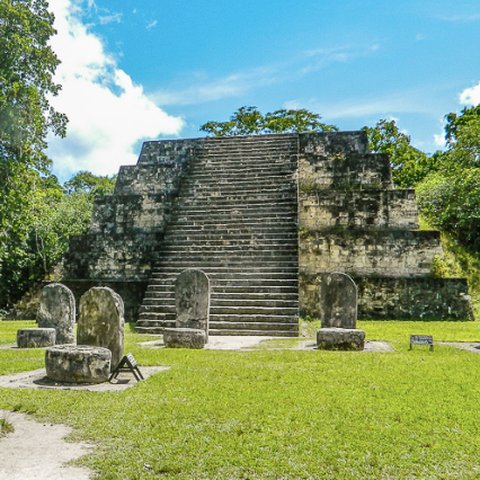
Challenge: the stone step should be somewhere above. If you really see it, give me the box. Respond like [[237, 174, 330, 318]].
[[158, 245, 297, 254], [164, 221, 298, 231], [188, 166, 296, 177], [173, 212, 297, 222], [147, 284, 298, 294], [209, 321, 298, 330], [162, 229, 298, 238], [152, 265, 299, 274], [142, 296, 299, 308], [143, 291, 299, 300], [135, 326, 298, 337], [149, 273, 298, 283], [176, 202, 296, 212], [139, 304, 298, 316]]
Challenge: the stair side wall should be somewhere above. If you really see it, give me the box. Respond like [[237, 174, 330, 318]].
[[61, 140, 201, 320]]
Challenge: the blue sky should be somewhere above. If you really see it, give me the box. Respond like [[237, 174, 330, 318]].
[[47, 0, 480, 180]]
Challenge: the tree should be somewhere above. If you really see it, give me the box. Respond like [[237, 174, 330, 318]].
[[415, 106, 480, 251], [64, 170, 116, 196], [363, 119, 436, 188], [200, 106, 337, 136], [416, 169, 480, 250], [443, 105, 480, 169], [0, 0, 67, 308]]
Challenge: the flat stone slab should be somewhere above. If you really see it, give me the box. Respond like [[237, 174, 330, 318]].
[[138, 335, 393, 352], [163, 327, 207, 349], [317, 328, 366, 351], [17, 328, 56, 348], [440, 342, 480, 353], [46, 345, 112, 384], [0, 366, 170, 392]]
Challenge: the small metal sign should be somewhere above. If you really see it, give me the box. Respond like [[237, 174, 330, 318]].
[[409, 335, 434, 351], [109, 353, 144, 382]]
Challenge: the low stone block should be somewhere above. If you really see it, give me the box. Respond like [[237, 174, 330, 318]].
[[316, 328, 365, 351], [163, 327, 207, 349], [45, 345, 112, 384], [17, 328, 56, 348]]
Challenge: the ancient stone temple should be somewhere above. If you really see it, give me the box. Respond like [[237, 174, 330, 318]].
[[61, 132, 473, 336]]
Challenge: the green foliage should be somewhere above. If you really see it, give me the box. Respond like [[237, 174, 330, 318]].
[[416, 169, 480, 250], [0, 416, 14, 437], [0, 0, 67, 169], [0, 0, 68, 308], [428, 231, 480, 319], [200, 106, 338, 136], [0, 169, 111, 308], [363, 119, 436, 188], [3, 321, 480, 478], [444, 105, 480, 168], [63, 170, 116, 196]]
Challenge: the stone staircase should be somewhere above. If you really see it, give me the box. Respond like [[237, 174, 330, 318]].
[[135, 135, 299, 336]]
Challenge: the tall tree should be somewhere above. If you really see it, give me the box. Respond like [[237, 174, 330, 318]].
[[363, 119, 436, 188], [0, 0, 67, 308], [200, 106, 337, 136]]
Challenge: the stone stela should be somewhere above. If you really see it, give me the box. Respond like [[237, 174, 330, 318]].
[[163, 269, 210, 349], [77, 287, 125, 370], [317, 272, 365, 351]]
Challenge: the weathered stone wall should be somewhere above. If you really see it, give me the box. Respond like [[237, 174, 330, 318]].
[[297, 130, 473, 320], [62, 139, 200, 283], [61, 139, 203, 321], [299, 229, 442, 276], [300, 273, 473, 320], [300, 189, 418, 230]]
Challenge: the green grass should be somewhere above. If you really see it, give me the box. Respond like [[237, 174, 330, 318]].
[[2, 320, 480, 478], [0, 416, 14, 437]]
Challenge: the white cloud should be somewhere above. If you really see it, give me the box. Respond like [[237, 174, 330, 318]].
[[459, 82, 480, 106], [47, 0, 183, 179], [99, 12, 122, 25], [436, 13, 480, 23], [433, 132, 445, 148], [153, 68, 276, 106], [146, 20, 158, 30]]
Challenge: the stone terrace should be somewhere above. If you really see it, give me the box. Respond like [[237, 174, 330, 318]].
[[61, 131, 473, 333]]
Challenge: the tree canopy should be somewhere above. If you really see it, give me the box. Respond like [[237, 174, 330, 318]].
[[363, 119, 436, 188], [200, 106, 338, 136], [0, 0, 68, 309]]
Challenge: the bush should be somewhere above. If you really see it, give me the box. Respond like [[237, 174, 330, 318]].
[[416, 169, 480, 250]]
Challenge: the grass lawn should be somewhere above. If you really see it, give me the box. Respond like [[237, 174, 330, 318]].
[[1, 320, 480, 479]]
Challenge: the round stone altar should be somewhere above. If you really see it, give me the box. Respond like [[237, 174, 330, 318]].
[[17, 328, 56, 348], [163, 328, 207, 349], [45, 345, 112, 384]]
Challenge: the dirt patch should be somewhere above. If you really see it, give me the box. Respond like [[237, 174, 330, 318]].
[[0, 409, 93, 480]]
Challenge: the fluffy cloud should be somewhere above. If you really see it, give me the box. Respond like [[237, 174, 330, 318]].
[[459, 82, 480, 106], [47, 0, 183, 179]]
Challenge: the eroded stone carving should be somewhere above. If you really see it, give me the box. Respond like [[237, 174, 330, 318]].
[[37, 283, 75, 344], [175, 268, 210, 332], [319, 272, 357, 329], [77, 287, 124, 369]]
